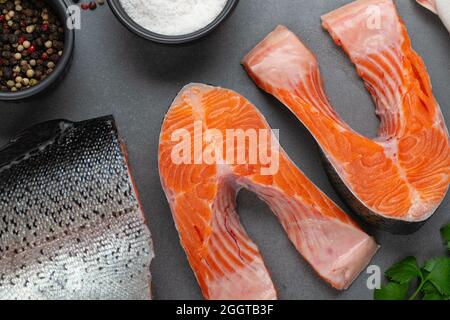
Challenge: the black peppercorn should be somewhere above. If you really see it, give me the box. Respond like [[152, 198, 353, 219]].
[[0, 0, 64, 92], [2, 67, 12, 80]]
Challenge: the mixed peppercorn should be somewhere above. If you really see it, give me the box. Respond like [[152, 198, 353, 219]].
[[73, 0, 105, 11], [0, 0, 65, 92]]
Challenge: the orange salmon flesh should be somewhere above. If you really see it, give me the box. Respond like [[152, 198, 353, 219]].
[[242, 0, 449, 233], [159, 83, 378, 300]]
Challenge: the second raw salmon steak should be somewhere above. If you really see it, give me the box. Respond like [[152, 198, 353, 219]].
[[243, 0, 450, 234], [159, 83, 378, 299]]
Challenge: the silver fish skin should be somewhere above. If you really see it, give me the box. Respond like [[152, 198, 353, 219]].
[[0, 116, 154, 300]]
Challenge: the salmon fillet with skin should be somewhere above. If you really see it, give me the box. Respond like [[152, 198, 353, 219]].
[[242, 0, 450, 234], [0, 117, 154, 300], [159, 83, 378, 299]]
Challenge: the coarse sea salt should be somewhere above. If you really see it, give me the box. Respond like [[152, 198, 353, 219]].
[[119, 0, 228, 36]]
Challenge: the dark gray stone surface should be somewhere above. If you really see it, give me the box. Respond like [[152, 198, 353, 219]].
[[0, 0, 448, 300]]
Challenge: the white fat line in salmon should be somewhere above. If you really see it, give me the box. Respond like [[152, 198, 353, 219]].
[[170, 121, 280, 175]]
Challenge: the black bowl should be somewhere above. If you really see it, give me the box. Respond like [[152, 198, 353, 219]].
[[0, 0, 75, 101], [107, 0, 239, 44]]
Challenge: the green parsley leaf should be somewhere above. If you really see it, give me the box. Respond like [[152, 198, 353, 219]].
[[385, 256, 421, 284], [422, 281, 438, 294], [424, 259, 437, 272], [374, 224, 450, 301], [441, 224, 450, 249], [422, 282, 449, 300], [424, 257, 450, 296], [441, 224, 450, 242], [423, 292, 448, 300], [374, 282, 409, 300]]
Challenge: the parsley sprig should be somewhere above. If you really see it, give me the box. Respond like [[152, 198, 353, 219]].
[[374, 223, 450, 300], [441, 223, 450, 250]]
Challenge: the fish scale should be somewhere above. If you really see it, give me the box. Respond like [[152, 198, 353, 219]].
[[0, 116, 153, 300]]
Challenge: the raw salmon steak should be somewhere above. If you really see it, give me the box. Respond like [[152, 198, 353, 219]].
[[243, 0, 450, 234], [0, 116, 154, 300], [159, 83, 378, 299]]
